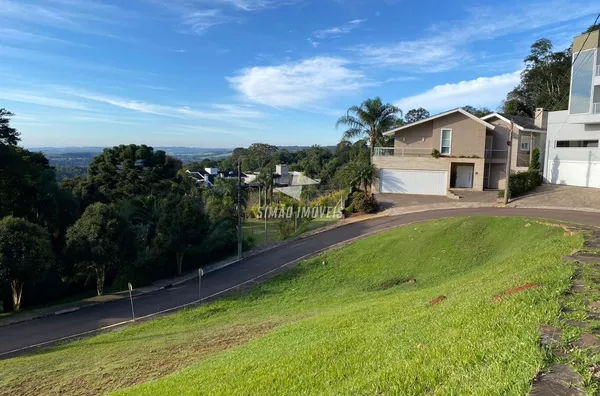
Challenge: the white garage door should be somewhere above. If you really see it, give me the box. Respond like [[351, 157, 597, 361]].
[[380, 169, 448, 195], [547, 160, 600, 188]]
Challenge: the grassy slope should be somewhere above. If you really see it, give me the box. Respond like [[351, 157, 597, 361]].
[[0, 218, 582, 395]]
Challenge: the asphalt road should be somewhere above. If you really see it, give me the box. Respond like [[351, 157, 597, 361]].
[[2, 207, 600, 359]]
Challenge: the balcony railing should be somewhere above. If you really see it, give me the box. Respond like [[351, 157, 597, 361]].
[[373, 147, 433, 157], [594, 103, 600, 114], [484, 149, 507, 160], [596, 65, 600, 76]]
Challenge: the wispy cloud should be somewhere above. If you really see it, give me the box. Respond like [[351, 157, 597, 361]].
[[314, 19, 366, 39], [352, 0, 598, 72], [0, 0, 136, 40], [204, 0, 297, 11], [0, 28, 80, 46], [51, 87, 267, 128], [1, 45, 153, 76], [394, 71, 521, 112], [0, 90, 89, 110], [181, 9, 234, 34], [228, 56, 373, 108]]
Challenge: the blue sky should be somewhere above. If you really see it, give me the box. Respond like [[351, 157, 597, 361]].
[[1, 0, 598, 148]]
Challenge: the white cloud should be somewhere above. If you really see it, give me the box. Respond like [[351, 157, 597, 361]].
[[355, 39, 470, 72], [313, 19, 366, 39], [227, 57, 372, 108], [307, 38, 319, 48], [352, 0, 599, 72], [394, 71, 521, 112]]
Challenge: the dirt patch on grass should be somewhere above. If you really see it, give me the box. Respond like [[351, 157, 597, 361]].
[[2, 321, 282, 396], [429, 295, 446, 306], [535, 221, 577, 236], [492, 283, 538, 302]]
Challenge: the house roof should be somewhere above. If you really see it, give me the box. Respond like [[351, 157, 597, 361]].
[[383, 108, 496, 136], [481, 112, 545, 131], [187, 169, 209, 176]]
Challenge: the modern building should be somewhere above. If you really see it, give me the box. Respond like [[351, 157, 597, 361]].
[[543, 29, 600, 188], [372, 108, 546, 195]]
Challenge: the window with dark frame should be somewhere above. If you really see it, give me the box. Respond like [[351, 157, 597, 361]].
[[555, 140, 599, 148]]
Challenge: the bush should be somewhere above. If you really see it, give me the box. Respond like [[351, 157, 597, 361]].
[[277, 218, 296, 239], [431, 149, 441, 159], [310, 190, 345, 208], [529, 148, 541, 172], [348, 191, 379, 214], [498, 170, 541, 199], [243, 236, 257, 251]]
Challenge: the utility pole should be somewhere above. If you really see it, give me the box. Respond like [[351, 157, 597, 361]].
[[504, 121, 513, 205], [237, 160, 243, 260]]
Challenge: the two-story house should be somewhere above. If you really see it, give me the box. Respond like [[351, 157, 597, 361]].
[[543, 29, 600, 188], [373, 108, 547, 195]]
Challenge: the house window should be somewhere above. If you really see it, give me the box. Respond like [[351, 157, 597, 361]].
[[556, 140, 599, 148], [520, 136, 531, 151], [440, 129, 452, 155]]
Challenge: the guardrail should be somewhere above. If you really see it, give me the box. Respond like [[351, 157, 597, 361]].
[[373, 147, 432, 157], [484, 149, 507, 160]]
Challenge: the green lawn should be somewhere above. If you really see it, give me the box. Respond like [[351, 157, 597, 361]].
[[243, 217, 338, 245], [0, 217, 584, 395]]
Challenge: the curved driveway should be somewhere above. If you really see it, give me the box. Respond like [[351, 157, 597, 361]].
[[2, 208, 600, 359]]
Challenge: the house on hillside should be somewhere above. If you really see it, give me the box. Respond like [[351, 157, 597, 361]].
[[186, 168, 217, 187], [372, 108, 547, 195], [187, 168, 249, 187], [543, 29, 600, 188]]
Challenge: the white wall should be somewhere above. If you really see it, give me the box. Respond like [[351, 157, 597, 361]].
[[544, 110, 600, 187]]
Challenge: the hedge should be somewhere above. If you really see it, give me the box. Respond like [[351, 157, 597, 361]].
[[498, 170, 541, 198]]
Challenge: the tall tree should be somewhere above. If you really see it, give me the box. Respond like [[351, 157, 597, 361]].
[[78, 144, 183, 206], [0, 216, 54, 311], [155, 195, 209, 275], [65, 203, 135, 295], [336, 97, 402, 157], [404, 108, 430, 124], [0, 109, 20, 146], [245, 143, 279, 171], [504, 38, 571, 114], [462, 106, 492, 118]]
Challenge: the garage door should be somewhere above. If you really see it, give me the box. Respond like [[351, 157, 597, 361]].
[[547, 160, 600, 188], [380, 169, 448, 195]]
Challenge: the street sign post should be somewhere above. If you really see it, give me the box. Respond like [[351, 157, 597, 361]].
[[198, 268, 204, 302], [127, 282, 135, 322]]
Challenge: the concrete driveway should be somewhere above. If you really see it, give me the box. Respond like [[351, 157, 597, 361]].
[[377, 191, 498, 215], [509, 184, 600, 210]]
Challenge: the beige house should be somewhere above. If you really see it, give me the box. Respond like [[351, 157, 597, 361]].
[[373, 108, 547, 195]]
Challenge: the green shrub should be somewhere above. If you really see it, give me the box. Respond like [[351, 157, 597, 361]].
[[431, 149, 441, 158], [277, 218, 296, 239], [243, 236, 257, 251], [498, 170, 541, 199], [528, 148, 541, 172], [348, 191, 379, 214]]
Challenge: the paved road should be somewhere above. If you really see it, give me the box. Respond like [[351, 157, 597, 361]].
[[2, 207, 600, 359]]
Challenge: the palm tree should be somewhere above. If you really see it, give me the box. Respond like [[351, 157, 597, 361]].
[[336, 97, 402, 158]]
